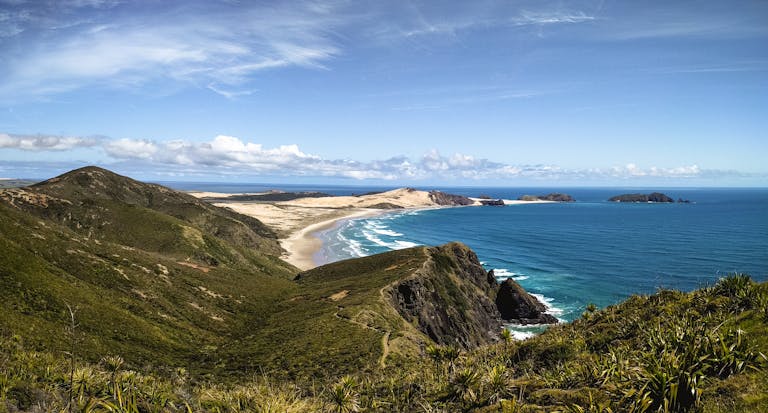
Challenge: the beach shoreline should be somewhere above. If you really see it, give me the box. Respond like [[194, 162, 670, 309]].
[[188, 189, 555, 271], [279, 208, 385, 270], [280, 199, 553, 270]]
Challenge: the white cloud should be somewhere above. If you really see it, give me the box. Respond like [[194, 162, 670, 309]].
[[104, 135, 320, 172], [103, 138, 158, 159], [609, 163, 702, 179], [0, 2, 344, 100], [0, 133, 100, 151], [515, 11, 595, 25], [0, 131, 720, 182]]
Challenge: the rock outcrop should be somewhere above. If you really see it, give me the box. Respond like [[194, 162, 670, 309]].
[[387, 243, 500, 348], [495, 277, 559, 325], [428, 190, 475, 206], [386, 243, 557, 349], [608, 192, 674, 203], [518, 193, 575, 202], [479, 199, 505, 206], [366, 202, 405, 209]]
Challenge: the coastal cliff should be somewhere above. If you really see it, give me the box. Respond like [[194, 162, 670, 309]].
[[428, 190, 475, 206], [387, 243, 557, 348], [495, 277, 559, 324], [387, 243, 503, 348]]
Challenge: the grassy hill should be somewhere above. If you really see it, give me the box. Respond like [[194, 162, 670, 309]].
[[0, 167, 511, 383], [0, 189, 298, 372]]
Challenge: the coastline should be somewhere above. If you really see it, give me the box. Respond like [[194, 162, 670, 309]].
[[280, 200, 553, 271], [280, 208, 384, 270], [188, 189, 556, 271]]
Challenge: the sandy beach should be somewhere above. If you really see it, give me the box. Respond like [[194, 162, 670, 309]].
[[278, 209, 383, 270], [190, 188, 553, 271]]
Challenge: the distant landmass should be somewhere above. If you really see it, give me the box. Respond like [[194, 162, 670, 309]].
[[609, 192, 675, 203], [518, 193, 575, 202], [0, 179, 37, 188], [203, 191, 333, 202], [427, 189, 475, 206]]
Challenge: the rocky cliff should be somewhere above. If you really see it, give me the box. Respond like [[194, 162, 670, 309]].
[[495, 277, 559, 324], [386, 243, 501, 348], [386, 243, 557, 349], [428, 190, 475, 206]]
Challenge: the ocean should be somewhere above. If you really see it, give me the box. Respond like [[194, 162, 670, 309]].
[[165, 182, 768, 336], [313, 188, 768, 334]]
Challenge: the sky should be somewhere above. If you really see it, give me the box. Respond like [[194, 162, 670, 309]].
[[0, 0, 766, 186]]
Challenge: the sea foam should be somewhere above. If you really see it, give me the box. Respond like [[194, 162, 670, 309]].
[[492, 268, 530, 281]]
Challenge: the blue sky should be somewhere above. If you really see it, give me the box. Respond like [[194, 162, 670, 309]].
[[0, 0, 766, 186]]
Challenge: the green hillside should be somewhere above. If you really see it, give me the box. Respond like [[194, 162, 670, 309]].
[[0, 196, 298, 372], [0, 167, 511, 381]]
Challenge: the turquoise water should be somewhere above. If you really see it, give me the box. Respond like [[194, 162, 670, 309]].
[[316, 188, 768, 323]]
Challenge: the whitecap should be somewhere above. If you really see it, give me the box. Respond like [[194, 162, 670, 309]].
[[492, 268, 529, 281], [529, 293, 564, 316], [394, 240, 419, 249], [361, 229, 421, 251], [510, 330, 536, 340], [373, 229, 404, 237], [343, 238, 367, 258], [361, 230, 392, 248]]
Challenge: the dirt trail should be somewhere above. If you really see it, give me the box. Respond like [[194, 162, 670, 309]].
[[334, 309, 391, 368]]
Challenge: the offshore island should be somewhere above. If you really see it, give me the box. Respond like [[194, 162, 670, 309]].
[[0, 166, 765, 412]]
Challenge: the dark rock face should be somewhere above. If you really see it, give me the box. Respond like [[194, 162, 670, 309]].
[[387, 243, 556, 348], [366, 202, 405, 209], [428, 191, 474, 206], [480, 199, 505, 206], [608, 192, 674, 203], [495, 278, 558, 325], [518, 193, 575, 202], [388, 243, 500, 348]]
